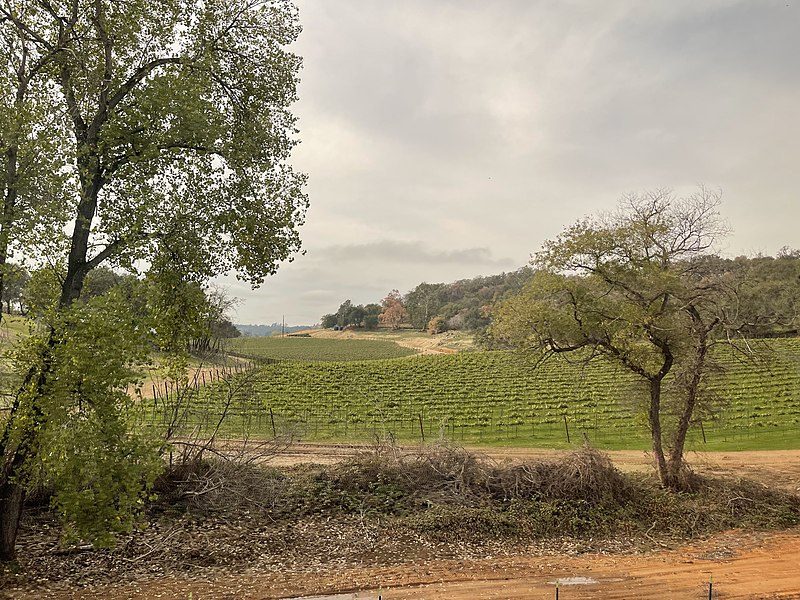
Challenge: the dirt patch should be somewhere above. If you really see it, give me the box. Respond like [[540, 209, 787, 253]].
[[128, 358, 254, 399], [7, 528, 800, 599]]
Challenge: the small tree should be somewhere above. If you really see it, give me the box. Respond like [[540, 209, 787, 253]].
[[379, 289, 408, 329], [491, 189, 735, 490], [426, 315, 446, 334]]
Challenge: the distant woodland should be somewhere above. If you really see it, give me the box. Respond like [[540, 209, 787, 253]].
[[322, 250, 800, 335]]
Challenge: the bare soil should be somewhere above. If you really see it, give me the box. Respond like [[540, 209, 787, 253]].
[[3, 445, 799, 599], [40, 529, 800, 599]]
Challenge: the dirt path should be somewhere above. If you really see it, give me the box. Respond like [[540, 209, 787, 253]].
[[30, 528, 800, 599]]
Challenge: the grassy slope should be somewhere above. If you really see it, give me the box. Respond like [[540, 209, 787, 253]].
[[0, 314, 29, 407], [227, 335, 418, 361], [0, 314, 28, 338]]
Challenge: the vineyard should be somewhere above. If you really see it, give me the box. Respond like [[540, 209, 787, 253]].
[[227, 335, 417, 361], [144, 338, 800, 451]]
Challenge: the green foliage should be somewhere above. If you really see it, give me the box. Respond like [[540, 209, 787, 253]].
[[20, 266, 62, 319], [363, 314, 379, 330], [145, 266, 211, 355], [1, 0, 308, 559], [212, 319, 241, 339], [327, 300, 381, 329], [228, 336, 417, 362], [10, 291, 161, 546], [0, 264, 29, 314], [2, 0, 308, 299], [320, 314, 338, 329]]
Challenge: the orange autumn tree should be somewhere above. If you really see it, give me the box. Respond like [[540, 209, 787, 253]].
[[379, 289, 408, 329]]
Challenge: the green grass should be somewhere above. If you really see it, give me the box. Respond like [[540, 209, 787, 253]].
[[227, 336, 417, 361], [0, 313, 29, 342], [0, 314, 30, 401], [141, 338, 800, 452]]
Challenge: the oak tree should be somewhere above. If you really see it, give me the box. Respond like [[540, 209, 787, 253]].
[[379, 289, 408, 329], [490, 189, 733, 490]]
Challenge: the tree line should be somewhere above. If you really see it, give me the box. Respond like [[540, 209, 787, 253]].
[[321, 269, 535, 333], [323, 247, 799, 340]]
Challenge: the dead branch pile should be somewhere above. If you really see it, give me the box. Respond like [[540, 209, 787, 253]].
[[329, 441, 633, 508]]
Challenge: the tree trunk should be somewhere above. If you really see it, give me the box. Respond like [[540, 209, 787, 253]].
[[0, 417, 35, 563], [0, 412, 33, 563], [1, 49, 30, 328], [1, 130, 19, 327], [0, 476, 25, 562], [0, 343, 54, 562], [648, 377, 670, 487], [667, 307, 712, 489]]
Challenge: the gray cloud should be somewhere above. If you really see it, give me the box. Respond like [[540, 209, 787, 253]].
[[319, 241, 513, 267], [221, 0, 800, 325]]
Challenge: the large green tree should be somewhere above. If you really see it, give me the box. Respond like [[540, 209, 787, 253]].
[[0, 0, 307, 561], [490, 189, 736, 490]]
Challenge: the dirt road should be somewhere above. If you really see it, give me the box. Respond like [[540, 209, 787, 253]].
[[35, 527, 800, 599]]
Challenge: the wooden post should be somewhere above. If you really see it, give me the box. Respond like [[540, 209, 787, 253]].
[[418, 413, 425, 442], [563, 415, 570, 444]]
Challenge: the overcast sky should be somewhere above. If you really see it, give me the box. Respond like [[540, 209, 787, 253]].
[[222, 0, 800, 326]]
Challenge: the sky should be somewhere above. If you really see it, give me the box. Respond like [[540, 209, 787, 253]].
[[222, 0, 800, 326]]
